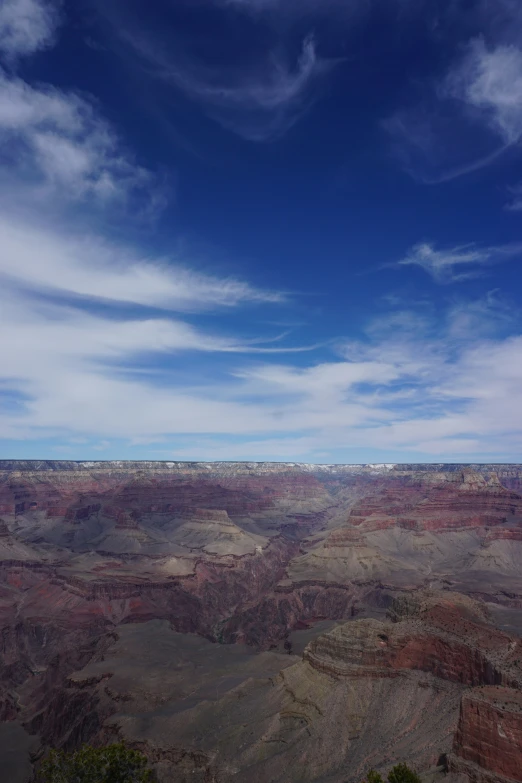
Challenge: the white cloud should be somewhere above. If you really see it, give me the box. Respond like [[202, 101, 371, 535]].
[[0, 71, 79, 130], [395, 241, 522, 283], [0, 5, 307, 448], [0, 0, 58, 58], [386, 37, 522, 182], [0, 215, 283, 311], [446, 290, 516, 338], [0, 69, 160, 205], [443, 38, 522, 145], [1, 294, 274, 366], [3, 0, 522, 462], [235, 360, 401, 401], [0, 199, 306, 445], [3, 275, 522, 460]]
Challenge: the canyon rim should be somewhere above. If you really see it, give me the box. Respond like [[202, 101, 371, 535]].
[[1, 460, 522, 782]]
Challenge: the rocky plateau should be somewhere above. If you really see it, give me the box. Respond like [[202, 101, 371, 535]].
[[1, 461, 522, 783]]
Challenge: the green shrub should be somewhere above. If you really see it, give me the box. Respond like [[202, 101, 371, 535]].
[[39, 742, 153, 783], [362, 762, 421, 783], [387, 762, 421, 783], [365, 771, 384, 783]]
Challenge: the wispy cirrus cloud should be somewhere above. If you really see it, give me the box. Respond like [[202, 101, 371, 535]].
[[0, 0, 312, 450], [120, 299, 522, 462], [219, 0, 283, 10], [394, 241, 522, 283], [0, 215, 283, 311], [4, 0, 522, 463], [4, 251, 522, 460], [118, 28, 329, 142], [173, 34, 324, 142], [0, 0, 58, 59], [386, 37, 522, 183], [235, 360, 400, 402], [218, 0, 358, 16], [505, 182, 522, 211]]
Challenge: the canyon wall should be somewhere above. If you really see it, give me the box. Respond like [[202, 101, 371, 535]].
[[449, 687, 522, 783], [0, 462, 522, 782]]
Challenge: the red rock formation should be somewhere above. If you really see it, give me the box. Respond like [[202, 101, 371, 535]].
[[304, 594, 522, 688], [189, 508, 231, 521], [485, 529, 522, 543], [325, 529, 365, 547], [46, 507, 70, 518], [348, 470, 522, 531], [103, 505, 138, 528], [449, 687, 522, 783], [0, 461, 522, 781]]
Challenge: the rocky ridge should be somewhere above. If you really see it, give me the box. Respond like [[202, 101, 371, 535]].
[[0, 462, 522, 782], [305, 592, 522, 687]]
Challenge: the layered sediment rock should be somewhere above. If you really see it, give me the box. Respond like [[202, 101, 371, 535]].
[[449, 687, 522, 783], [347, 470, 522, 531], [33, 618, 464, 783], [0, 462, 522, 782], [304, 593, 522, 687], [301, 595, 522, 783]]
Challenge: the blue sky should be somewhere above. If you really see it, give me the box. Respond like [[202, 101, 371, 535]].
[[1, 0, 522, 463]]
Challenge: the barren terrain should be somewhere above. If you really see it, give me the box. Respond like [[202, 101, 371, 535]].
[[1, 461, 522, 782]]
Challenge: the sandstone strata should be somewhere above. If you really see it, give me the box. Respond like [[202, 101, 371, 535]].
[[449, 687, 522, 783], [0, 462, 521, 782], [305, 592, 522, 687]]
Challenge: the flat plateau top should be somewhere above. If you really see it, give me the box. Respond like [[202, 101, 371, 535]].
[[0, 459, 521, 472]]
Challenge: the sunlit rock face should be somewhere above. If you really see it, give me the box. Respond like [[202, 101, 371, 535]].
[[1, 461, 522, 782]]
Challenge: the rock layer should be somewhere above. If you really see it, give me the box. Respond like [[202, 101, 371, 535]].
[[0, 462, 522, 782], [449, 687, 522, 783], [305, 593, 522, 687]]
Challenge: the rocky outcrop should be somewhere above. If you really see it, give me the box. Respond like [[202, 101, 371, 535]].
[[31, 619, 464, 783], [449, 687, 522, 783], [189, 508, 231, 521], [347, 470, 522, 532], [299, 595, 522, 783], [304, 593, 522, 688], [218, 581, 359, 647], [305, 618, 399, 677]]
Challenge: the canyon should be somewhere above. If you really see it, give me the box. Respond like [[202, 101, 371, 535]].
[[1, 461, 522, 782]]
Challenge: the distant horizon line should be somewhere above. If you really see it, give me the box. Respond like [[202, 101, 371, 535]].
[[0, 459, 521, 467]]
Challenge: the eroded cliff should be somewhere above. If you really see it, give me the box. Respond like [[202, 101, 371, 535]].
[[0, 462, 522, 782]]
